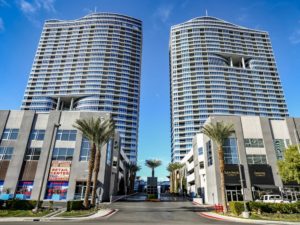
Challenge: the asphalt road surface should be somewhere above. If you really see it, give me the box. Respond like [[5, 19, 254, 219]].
[[0, 196, 253, 225]]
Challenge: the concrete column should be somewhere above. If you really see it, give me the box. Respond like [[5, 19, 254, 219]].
[[259, 117, 283, 188], [3, 111, 35, 194], [241, 57, 246, 69], [192, 138, 201, 196], [0, 110, 10, 136], [230, 57, 233, 67], [56, 97, 61, 110], [70, 98, 74, 111], [31, 111, 61, 200]]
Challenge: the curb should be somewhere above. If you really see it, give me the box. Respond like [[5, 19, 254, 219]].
[[0, 209, 117, 222], [198, 212, 300, 224]]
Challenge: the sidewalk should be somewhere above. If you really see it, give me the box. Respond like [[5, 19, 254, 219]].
[[199, 212, 300, 224], [0, 209, 116, 222]]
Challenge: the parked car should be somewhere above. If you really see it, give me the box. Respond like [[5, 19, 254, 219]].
[[256, 195, 290, 203]]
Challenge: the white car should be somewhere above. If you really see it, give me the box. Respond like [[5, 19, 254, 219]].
[[256, 195, 290, 203]]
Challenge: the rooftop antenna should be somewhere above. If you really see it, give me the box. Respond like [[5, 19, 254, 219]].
[[94, 6, 97, 13], [205, 9, 208, 16]]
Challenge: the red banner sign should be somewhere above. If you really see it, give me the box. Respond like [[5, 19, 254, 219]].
[[48, 161, 71, 181]]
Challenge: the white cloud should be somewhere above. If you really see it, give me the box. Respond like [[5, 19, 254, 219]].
[[0, 18, 4, 31], [154, 4, 173, 23], [289, 28, 300, 44], [18, 0, 56, 26], [19, 0, 56, 14], [20, 0, 36, 13]]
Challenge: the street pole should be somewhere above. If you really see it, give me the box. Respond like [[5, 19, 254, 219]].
[[33, 123, 61, 212], [236, 139, 249, 218]]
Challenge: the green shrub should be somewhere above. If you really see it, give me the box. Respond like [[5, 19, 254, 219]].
[[67, 200, 84, 211], [249, 202, 300, 214], [229, 201, 245, 215], [5, 200, 38, 210], [147, 194, 157, 199]]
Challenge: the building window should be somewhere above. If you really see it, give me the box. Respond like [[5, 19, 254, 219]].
[[246, 154, 267, 164], [106, 139, 112, 165], [198, 147, 203, 155], [0, 147, 14, 160], [79, 138, 90, 161], [207, 141, 213, 166], [16, 181, 34, 199], [199, 161, 204, 169], [274, 139, 290, 160], [74, 181, 93, 200], [45, 181, 68, 200], [56, 130, 77, 141], [1, 129, 19, 140], [223, 138, 239, 164], [29, 130, 45, 141], [25, 148, 41, 160], [52, 148, 74, 161], [244, 138, 264, 148]]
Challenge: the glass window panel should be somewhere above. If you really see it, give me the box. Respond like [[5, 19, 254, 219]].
[[61, 132, 69, 140]]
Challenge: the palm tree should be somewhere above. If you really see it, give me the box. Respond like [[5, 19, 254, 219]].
[[167, 162, 184, 193], [91, 117, 115, 206], [127, 163, 141, 194], [202, 121, 234, 213], [145, 159, 162, 177], [73, 117, 101, 208]]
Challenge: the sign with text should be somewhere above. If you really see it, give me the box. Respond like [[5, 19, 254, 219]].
[[48, 161, 71, 181]]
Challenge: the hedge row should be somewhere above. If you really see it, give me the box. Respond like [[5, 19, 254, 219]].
[[0, 200, 39, 210], [66, 200, 84, 211], [229, 201, 300, 215]]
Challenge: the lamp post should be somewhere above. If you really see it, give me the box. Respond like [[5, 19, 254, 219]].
[[33, 123, 61, 212], [236, 138, 249, 218]]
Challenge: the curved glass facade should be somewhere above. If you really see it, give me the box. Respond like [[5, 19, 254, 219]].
[[170, 16, 289, 162], [21, 13, 142, 162]]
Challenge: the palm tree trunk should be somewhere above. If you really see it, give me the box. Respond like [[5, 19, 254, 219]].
[[91, 147, 101, 206], [173, 171, 176, 193], [152, 168, 154, 177], [169, 172, 173, 193], [218, 146, 228, 213], [84, 142, 96, 208], [129, 172, 135, 194]]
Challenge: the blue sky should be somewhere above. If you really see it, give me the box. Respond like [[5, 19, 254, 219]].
[[1, 0, 300, 181]]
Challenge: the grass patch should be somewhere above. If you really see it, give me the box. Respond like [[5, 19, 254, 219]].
[[0, 210, 51, 217], [58, 208, 97, 217]]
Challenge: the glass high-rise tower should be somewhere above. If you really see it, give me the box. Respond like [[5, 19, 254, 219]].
[[21, 13, 142, 162], [170, 16, 289, 162]]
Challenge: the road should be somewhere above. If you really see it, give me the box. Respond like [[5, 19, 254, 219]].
[[0, 195, 252, 225]]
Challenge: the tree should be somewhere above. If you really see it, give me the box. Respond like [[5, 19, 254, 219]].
[[127, 163, 141, 194], [145, 159, 162, 177], [278, 145, 300, 184], [202, 121, 234, 213], [73, 117, 101, 208], [167, 162, 184, 193], [91, 117, 115, 206]]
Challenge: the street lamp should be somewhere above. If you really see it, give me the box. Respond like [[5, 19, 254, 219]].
[[33, 123, 61, 212], [236, 138, 249, 218]]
